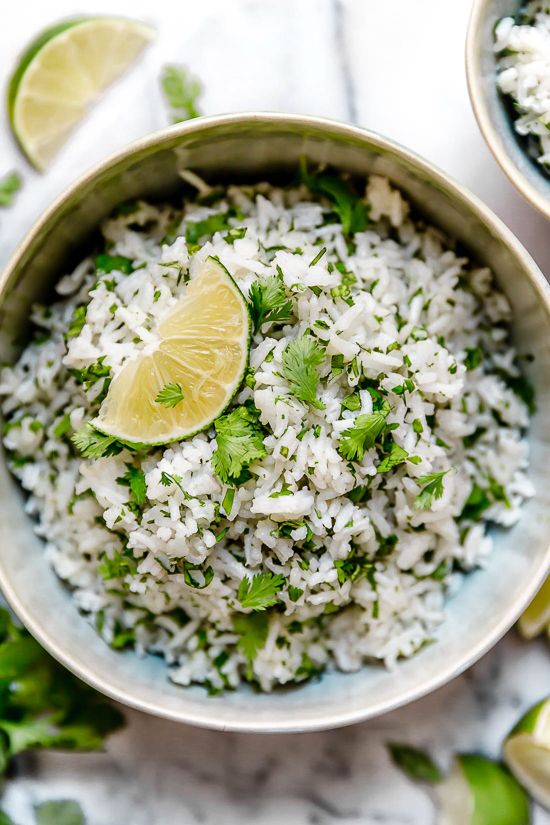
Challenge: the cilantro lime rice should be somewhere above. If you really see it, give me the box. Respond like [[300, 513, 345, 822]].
[[0, 170, 534, 692]]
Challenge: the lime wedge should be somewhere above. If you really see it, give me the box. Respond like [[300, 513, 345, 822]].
[[438, 754, 531, 825], [8, 16, 154, 170], [518, 575, 550, 639], [504, 698, 550, 810], [93, 257, 250, 445]]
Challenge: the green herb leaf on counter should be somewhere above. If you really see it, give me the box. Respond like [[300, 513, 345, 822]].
[[414, 470, 449, 510], [388, 742, 442, 783], [160, 64, 202, 123], [155, 382, 184, 408], [0, 171, 22, 207], [248, 273, 293, 332], [238, 572, 285, 611], [35, 799, 85, 825], [282, 334, 325, 410], [212, 405, 267, 484], [338, 401, 391, 462]]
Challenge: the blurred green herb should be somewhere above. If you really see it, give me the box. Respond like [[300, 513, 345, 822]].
[[160, 65, 202, 123]]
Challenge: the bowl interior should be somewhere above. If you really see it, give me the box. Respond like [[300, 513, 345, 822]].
[[467, 0, 550, 218], [1, 115, 549, 732]]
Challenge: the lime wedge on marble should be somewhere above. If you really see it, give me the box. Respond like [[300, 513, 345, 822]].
[[504, 698, 550, 810], [437, 754, 531, 825], [8, 16, 154, 170]]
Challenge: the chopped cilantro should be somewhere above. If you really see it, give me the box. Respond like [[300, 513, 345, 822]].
[[341, 392, 361, 412], [462, 427, 486, 448], [233, 612, 269, 661], [387, 743, 442, 783], [376, 442, 409, 474], [0, 171, 22, 207], [269, 482, 293, 498], [95, 254, 134, 274], [154, 382, 184, 408], [212, 405, 267, 484], [180, 562, 214, 589], [224, 226, 247, 244], [282, 334, 325, 410], [464, 346, 483, 371], [414, 470, 449, 510], [71, 424, 123, 459], [222, 487, 235, 515], [98, 548, 137, 580], [288, 586, 303, 602], [299, 158, 369, 236], [185, 212, 232, 244], [160, 64, 202, 122], [117, 464, 147, 507], [309, 247, 327, 267], [65, 305, 87, 339], [53, 414, 72, 439], [159, 471, 191, 499], [338, 401, 391, 462], [460, 484, 491, 521], [69, 358, 111, 391], [237, 572, 285, 611], [248, 272, 293, 332], [412, 418, 424, 434]]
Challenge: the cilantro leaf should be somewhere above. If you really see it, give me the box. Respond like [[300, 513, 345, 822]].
[[338, 401, 391, 461], [0, 810, 16, 825], [71, 424, 123, 459], [282, 334, 325, 410], [68, 357, 111, 390], [118, 464, 147, 507], [299, 158, 368, 235], [387, 743, 442, 784], [414, 470, 449, 510], [160, 64, 202, 123], [98, 549, 137, 580], [185, 212, 232, 244], [233, 612, 269, 660], [178, 561, 214, 589], [95, 254, 134, 275], [155, 382, 184, 408], [224, 227, 247, 244], [248, 273, 293, 332], [0, 171, 22, 207], [212, 406, 267, 484], [65, 305, 87, 340], [237, 572, 285, 611], [35, 800, 84, 825], [376, 442, 409, 474]]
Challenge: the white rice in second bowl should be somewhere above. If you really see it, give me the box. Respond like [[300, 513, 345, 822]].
[[0, 171, 534, 693]]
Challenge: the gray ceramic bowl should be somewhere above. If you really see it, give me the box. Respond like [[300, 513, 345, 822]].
[[1, 113, 549, 732], [466, 0, 550, 220]]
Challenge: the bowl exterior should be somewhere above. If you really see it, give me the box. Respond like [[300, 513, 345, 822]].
[[1, 113, 549, 732], [466, 0, 550, 219]]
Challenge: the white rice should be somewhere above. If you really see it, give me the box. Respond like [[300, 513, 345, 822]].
[[0, 172, 534, 693], [495, 0, 550, 168]]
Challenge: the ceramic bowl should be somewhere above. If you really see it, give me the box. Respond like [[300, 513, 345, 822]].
[[1, 113, 549, 732], [466, 0, 550, 219]]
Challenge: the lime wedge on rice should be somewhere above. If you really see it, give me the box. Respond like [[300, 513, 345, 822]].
[[504, 698, 550, 810], [437, 754, 530, 825], [518, 575, 550, 639], [8, 17, 154, 170], [93, 257, 250, 445]]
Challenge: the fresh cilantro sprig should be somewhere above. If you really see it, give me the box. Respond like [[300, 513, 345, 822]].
[[0, 609, 123, 785], [160, 64, 202, 123], [71, 424, 124, 459], [282, 334, 325, 410], [155, 382, 184, 408], [339, 401, 391, 461], [0, 171, 22, 207], [237, 572, 285, 610], [212, 405, 267, 484], [414, 470, 449, 510], [299, 158, 368, 236], [248, 272, 293, 333]]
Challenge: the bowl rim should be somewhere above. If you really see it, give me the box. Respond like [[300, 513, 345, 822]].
[[2, 111, 550, 732], [465, 0, 550, 221]]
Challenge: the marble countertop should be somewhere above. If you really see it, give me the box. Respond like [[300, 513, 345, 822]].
[[0, 0, 548, 823]]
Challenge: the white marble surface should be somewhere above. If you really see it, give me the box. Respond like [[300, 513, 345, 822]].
[[0, 0, 549, 823]]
